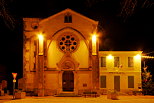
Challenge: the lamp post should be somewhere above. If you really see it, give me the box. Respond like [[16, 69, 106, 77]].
[[12, 73, 17, 99]]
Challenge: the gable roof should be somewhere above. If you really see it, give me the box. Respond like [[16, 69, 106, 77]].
[[40, 8, 98, 24]]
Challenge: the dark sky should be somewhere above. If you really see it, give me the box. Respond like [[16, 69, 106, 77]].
[[0, 0, 153, 82]]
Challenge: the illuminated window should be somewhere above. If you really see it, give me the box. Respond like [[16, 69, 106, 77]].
[[101, 57, 106, 67], [114, 57, 119, 67], [128, 57, 134, 67], [128, 76, 134, 88], [100, 76, 106, 88], [64, 14, 72, 23]]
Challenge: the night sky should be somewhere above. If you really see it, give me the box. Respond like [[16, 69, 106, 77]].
[[0, 0, 153, 86]]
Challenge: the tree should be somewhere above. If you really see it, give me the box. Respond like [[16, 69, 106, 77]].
[[142, 66, 154, 95]]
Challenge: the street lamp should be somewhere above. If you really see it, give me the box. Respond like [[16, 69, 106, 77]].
[[12, 73, 17, 99]]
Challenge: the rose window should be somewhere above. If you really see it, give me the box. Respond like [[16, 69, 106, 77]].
[[58, 34, 79, 52]]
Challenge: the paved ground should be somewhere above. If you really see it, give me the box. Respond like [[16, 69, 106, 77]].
[[0, 95, 154, 103]]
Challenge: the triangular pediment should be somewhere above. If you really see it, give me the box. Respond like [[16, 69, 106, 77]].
[[40, 8, 98, 24]]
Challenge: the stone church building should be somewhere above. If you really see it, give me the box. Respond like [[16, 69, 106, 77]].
[[21, 9, 142, 96]]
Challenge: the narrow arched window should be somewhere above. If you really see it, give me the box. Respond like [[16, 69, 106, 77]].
[[64, 13, 72, 23]]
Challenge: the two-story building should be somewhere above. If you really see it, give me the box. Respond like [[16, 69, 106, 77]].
[[99, 51, 142, 94]]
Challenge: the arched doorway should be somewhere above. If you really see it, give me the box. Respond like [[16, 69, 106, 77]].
[[62, 71, 74, 91]]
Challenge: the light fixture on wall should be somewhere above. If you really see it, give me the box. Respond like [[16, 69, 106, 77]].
[[134, 54, 141, 60], [38, 34, 44, 55], [92, 34, 97, 55], [107, 54, 113, 59]]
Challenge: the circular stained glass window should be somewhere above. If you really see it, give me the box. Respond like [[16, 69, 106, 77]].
[[58, 34, 79, 52]]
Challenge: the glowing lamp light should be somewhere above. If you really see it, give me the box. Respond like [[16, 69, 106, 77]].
[[134, 54, 141, 60], [107, 54, 113, 59], [142, 56, 154, 59], [12, 73, 17, 80], [38, 34, 44, 55], [38, 34, 44, 41], [92, 35, 96, 43], [92, 34, 97, 55]]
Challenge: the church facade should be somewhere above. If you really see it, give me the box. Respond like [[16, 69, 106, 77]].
[[21, 9, 142, 96]]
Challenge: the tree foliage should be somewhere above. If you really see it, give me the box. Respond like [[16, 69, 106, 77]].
[[142, 66, 154, 95]]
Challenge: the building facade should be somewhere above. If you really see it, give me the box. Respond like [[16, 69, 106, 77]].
[[20, 9, 142, 96], [99, 51, 142, 94]]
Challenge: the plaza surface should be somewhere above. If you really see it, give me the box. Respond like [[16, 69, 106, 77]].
[[0, 95, 154, 103]]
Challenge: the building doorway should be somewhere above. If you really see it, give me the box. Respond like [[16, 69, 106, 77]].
[[114, 76, 120, 91], [62, 71, 74, 91]]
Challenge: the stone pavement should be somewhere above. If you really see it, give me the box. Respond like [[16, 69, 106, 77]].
[[0, 95, 154, 103]]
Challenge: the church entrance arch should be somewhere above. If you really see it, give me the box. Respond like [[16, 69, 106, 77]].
[[62, 71, 74, 91]]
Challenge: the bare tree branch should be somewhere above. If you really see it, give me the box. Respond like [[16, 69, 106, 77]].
[[0, 0, 15, 30], [119, 0, 153, 22]]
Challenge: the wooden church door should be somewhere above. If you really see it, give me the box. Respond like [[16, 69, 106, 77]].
[[62, 71, 74, 91]]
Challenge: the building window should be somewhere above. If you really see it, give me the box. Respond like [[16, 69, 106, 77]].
[[114, 57, 119, 67], [128, 57, 134, 67], [58, 34, 79, 52], [101, 57, 106, 67], [128, 76, 134, 88], [64, 14, 72, 23], [100, 76, 106, 88]]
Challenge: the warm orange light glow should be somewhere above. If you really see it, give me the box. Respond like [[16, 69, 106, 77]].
[[134, 54, 141, 60], [92, 35, 96, 42], [142, 56, 154, 59], [12, 73, 17, 79], [38, 34, 44, 55], [38, 34, 44, 41], [107, 54, 113, 59], [92, 34, 97, 55]]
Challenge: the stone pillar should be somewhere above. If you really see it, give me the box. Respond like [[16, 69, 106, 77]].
[[92, 55, 99, 90], [37, 34, 45, 96], [37, 55, 44, 96], [91, 35, 99, 90]]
